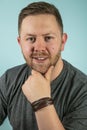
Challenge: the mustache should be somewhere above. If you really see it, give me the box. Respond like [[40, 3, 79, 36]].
[[31, 51, 50, 57]]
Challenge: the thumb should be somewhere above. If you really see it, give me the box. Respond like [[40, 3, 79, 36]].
[[45, 66, 54, 81]]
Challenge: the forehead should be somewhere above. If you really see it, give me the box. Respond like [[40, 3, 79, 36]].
[[20, 14, 61, 35], [22, 14, 56, 21], [22, 14, 59, 26]]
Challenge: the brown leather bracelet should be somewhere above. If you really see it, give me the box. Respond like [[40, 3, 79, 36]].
[[31, 97, 53, 112]]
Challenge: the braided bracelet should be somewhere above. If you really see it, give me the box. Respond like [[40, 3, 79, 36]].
[[31, 97, 53, 112]]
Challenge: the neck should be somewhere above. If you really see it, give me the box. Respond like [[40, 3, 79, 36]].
[[51, 57, 63, 81]]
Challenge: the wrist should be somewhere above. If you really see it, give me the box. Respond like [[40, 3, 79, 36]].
[[31, 97, 53, 112]]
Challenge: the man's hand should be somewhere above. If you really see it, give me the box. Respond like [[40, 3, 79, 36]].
[[22, 66, 54, 103]]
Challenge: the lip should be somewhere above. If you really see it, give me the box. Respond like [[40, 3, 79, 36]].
[[32, 57, 48, 63]]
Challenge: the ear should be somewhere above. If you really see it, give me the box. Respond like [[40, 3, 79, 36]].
[[17, 36, 21, 46], [61, 33, 68, 51]]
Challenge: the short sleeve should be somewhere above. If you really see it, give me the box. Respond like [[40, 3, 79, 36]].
[[0, 73, 7, 125], [62, 82, 87, 130]]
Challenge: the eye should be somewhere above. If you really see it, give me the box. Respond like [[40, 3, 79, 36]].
[[26, 37, 36, 43], [45, 36, 53, 42]]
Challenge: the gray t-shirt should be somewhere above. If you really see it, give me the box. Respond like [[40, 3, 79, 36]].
[[0, 60, 87, 130]]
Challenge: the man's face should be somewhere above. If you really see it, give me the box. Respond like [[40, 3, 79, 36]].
[[18, 14, 66, 74]]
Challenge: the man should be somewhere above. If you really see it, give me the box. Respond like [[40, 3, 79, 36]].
[[0, 1, 87, 130]]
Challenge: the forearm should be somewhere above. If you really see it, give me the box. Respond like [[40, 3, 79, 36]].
[[35, 104, 65, 130], [22, 67, 65, 129]]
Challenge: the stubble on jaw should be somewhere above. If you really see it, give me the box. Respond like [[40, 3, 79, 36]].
[[22, 49, 61, 75]]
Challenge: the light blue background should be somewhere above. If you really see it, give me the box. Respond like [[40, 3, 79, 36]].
[[0, 0, 87, 129]]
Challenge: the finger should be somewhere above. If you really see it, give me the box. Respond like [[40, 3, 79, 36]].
[[31, 69, 38, 75], [45, 66, 54, 81]]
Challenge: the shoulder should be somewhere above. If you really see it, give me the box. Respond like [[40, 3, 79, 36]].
[[63, 60, 87, 84], [63, 61, 87, 112], [6, 63, 28, 74], [0, 63, 31, 83]]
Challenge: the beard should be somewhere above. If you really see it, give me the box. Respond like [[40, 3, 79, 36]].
[[22, 49, 61, 74]]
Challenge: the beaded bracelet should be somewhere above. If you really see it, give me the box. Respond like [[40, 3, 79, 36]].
[[31, 97, 53, 112]]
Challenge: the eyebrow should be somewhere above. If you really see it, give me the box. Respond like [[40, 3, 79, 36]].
[[26, 32, 57, 36], [26, 34, 36, 36]]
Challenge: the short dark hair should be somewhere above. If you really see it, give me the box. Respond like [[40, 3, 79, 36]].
[[18, 1, 63, 35]]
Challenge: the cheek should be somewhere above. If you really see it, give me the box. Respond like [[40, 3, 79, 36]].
[[51, 47, 55, 54], [21, 45, 32, 56], [52, 47, 55, 51], [48, 45, 59, 55]]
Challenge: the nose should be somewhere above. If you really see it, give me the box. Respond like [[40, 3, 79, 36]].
[[33, 38, 46, 52]]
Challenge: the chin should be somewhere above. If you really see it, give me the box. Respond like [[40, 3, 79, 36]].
[[31, 64, 51, 74], [33, 67, 48, 74]]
